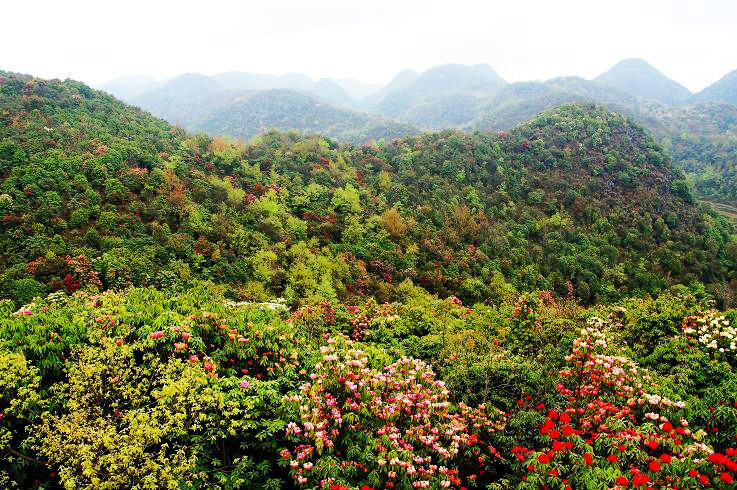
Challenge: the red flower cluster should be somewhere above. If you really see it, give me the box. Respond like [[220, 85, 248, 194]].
[[509, 323, 737, 488]]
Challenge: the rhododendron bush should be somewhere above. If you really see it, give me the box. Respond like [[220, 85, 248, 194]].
[[510, 319, 737, 488], [283, 335, 505, 489]]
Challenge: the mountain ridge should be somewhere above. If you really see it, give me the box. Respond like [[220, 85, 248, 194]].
[[88, 62, 737, 205], [693, 68, 737, 106], [594, 58, 692, 106]]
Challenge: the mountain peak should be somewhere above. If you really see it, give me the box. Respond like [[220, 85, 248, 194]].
[[419, 63, 506, 86], [693, 68, 737, 106], [595, 58, 691, 106], [163, 72, 221, 93], [612, 58, 659, 70]]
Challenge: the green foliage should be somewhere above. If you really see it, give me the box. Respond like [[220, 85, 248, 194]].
[[0, 280, 735, 488]]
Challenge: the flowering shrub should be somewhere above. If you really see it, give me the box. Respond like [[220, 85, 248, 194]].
[[511, 320, 737, 488], [283, 335, 504, 489], [63, 255, 102, 293], [683, 312, 737, 357], [289, 300, 339, 341], [346, 299, 398, 340], [1, 283, 737, 489], [507, 293, 543, 353]]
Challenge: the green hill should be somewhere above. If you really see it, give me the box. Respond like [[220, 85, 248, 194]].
[[466, 78, 737, 203], [127, 74, 411, 143], [190, 89, 418, 143], [467, 77, 654, 130], [363, 68, 419, 107], [374, 63, 506, 124], [651, 102, 737, 201]]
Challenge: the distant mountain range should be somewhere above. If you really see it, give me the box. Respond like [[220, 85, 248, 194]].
[[99, 58, 737, 116], [97, 59, 737, 203]]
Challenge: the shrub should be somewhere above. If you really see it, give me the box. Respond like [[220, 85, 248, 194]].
[[283, 335, 505, 489]]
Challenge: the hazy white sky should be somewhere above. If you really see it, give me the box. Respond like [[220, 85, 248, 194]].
[[3, 0, 736, 92]]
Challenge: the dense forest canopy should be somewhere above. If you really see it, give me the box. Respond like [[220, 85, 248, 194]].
[[2, 71, 737, 490], [2, 72, 735, 308]]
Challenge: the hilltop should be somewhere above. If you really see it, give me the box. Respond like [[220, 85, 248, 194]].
[[362, 68, 419, 107], [374, 63, 507, 124]]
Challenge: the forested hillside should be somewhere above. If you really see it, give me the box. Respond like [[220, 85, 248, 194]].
[[2, 73, 735, 308], [373, 63, 506, 125], [119, 74, 415, 143], [464, 78, 737, 203], [693, 69, 737, 106], [190, 89, 417, 143]]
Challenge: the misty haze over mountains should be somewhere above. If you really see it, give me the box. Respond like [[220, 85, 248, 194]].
[[99, 59, 737, 116]]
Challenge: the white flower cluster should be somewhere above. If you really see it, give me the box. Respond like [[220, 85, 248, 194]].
[[224, 298, 288, 310], [577, 317, 610, 349], [45, 290, 70, 306], [640, 393, 686, 409], [685, 314, 736, 353]]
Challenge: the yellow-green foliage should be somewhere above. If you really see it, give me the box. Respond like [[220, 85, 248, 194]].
[[0, 349, 43, 488], [40, 339, 197, 489], [35, 322, 290, 490]]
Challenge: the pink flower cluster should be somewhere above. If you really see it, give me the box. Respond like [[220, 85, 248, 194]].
[[283, 335, 503, 489]]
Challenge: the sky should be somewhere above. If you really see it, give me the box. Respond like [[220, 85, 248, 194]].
[[3, 0, 737, 92]]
